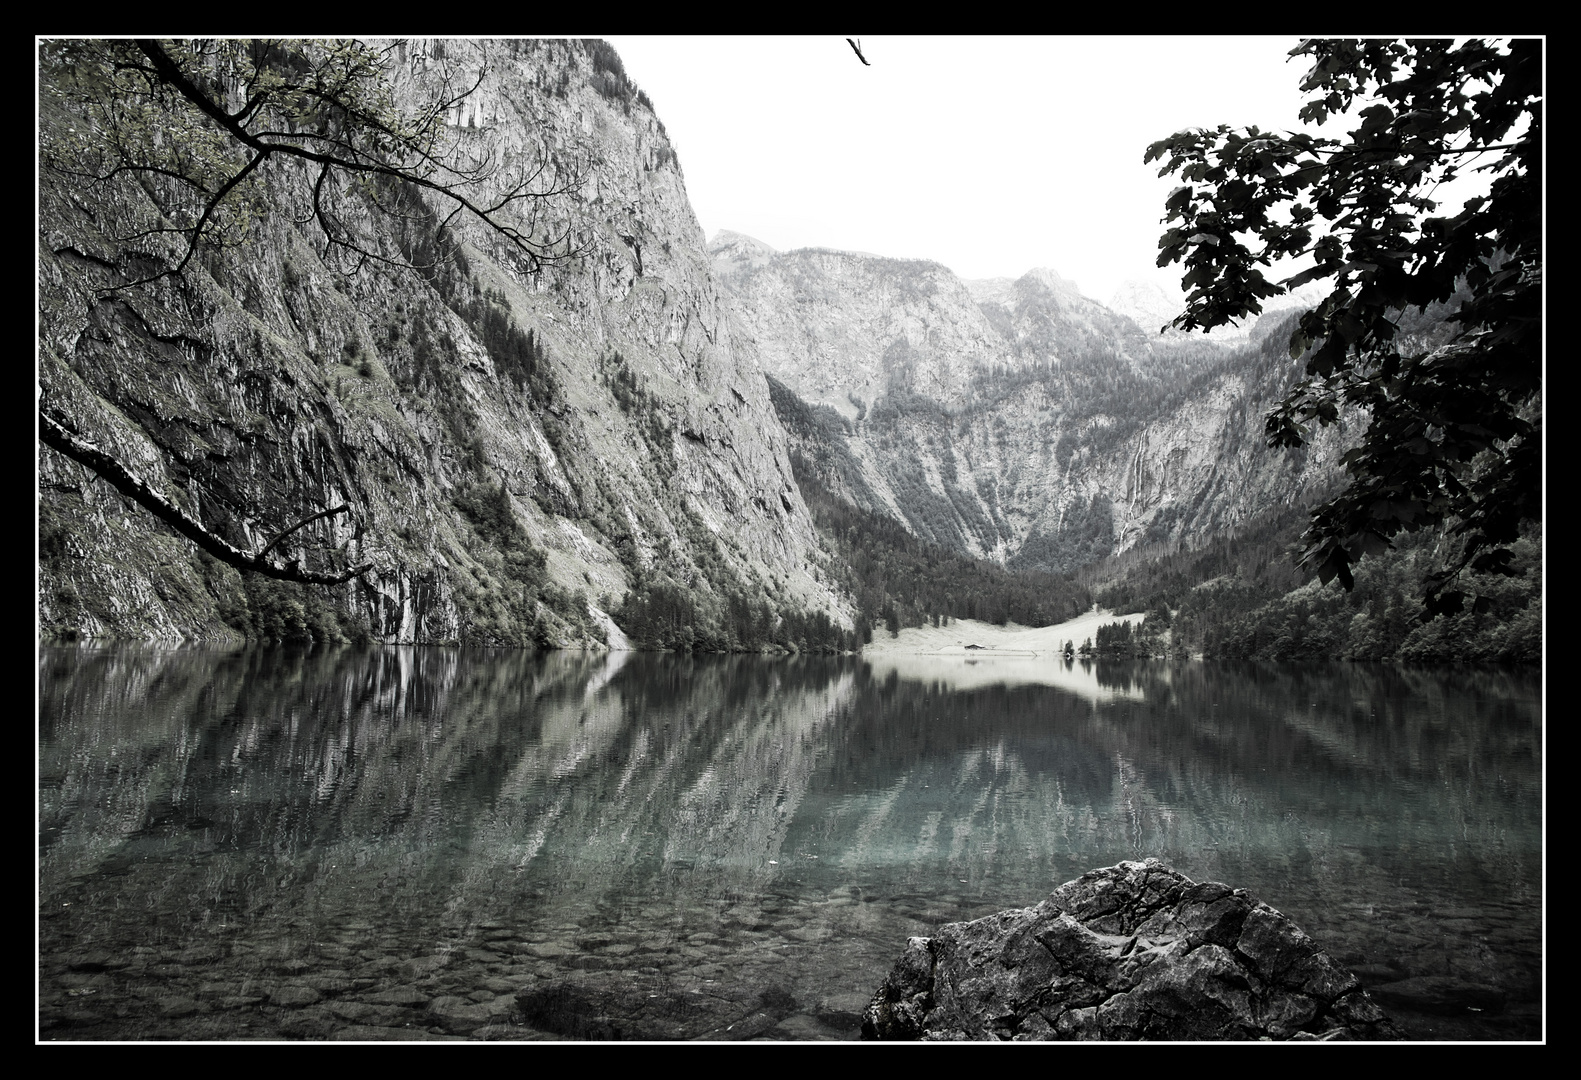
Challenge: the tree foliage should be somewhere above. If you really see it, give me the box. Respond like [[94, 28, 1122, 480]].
[[1146, 38, 1540, 615]]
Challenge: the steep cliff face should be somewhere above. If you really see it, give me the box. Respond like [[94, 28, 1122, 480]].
[[712, 233, 1009, 419], [38, 40, 847, 644], [718, 233, 1352, 573]]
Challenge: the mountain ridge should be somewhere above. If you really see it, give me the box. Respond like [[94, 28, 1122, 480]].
[[709, 231, 1353, 574]]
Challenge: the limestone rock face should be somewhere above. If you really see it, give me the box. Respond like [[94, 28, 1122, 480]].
[[862, 859, 1399, 1041], [39, 40, 846, 644], [966, 267, 1156, 370], [712, 237, 1007, 418], [716, 232, 1352, 571], [1106, 278, 1191, 338]]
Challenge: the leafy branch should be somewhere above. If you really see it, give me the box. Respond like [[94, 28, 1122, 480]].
[[1146, 38, 1541, 615]]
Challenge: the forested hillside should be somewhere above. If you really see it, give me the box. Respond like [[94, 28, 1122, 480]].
[[1083, 516, 1540, 664], [794, 456, 1092, 640]]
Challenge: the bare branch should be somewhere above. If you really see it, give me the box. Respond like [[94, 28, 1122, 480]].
[[114, 149, 273, 290], [129, 39, 583, 276], [257, 504, 355, 559], [40, 410, 372, 585]]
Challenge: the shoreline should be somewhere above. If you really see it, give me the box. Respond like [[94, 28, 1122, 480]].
[[861, 609, 1147, 658]]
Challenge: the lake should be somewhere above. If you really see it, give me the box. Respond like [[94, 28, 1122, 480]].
[[38, 644, 1542, 1041]]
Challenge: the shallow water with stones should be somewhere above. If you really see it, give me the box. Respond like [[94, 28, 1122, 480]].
[[38, 645, 1542, 1040]]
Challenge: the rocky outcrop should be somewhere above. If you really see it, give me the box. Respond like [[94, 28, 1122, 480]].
[[862, 859, 1398, 1041]]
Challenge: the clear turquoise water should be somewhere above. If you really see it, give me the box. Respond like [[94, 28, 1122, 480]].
[[38, 645, 1542, 1040]]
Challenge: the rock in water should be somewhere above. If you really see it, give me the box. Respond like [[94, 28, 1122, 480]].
[[862, 859, 1398, 1041]]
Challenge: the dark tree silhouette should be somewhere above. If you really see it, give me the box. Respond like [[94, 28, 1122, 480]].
[[1146, 38, 1540, 615], [40, 413, 370, 585]]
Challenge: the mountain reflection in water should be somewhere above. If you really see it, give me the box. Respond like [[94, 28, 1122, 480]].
[[864, 650, 1145, 700], [38, 645, 1541, 1041]]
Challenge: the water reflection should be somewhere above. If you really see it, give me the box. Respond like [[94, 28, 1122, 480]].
[[865, 651, 1147, 700], [38, 646, 1541, 1041]]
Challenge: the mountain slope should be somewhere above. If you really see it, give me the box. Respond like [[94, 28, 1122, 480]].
[[716, 232, 1353, 573], [38, 39, 849, 645]]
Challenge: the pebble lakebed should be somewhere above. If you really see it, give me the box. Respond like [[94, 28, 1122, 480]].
[[40, 871, 1538, 1041]]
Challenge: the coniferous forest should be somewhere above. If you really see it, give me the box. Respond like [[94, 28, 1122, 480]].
[[1077, 514, 1540, 664]]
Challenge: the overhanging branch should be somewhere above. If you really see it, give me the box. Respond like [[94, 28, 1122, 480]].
[[39, 410, 372, 585], [133, 39, 587, 277]]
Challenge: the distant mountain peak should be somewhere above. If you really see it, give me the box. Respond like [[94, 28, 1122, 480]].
[[709, 229, 776, 255], [965, 268, 1087, 310], [1107, 278, 1331, 340], [1019, 267, 1081, 296], [1107, 279, 1190, 335], [707, 229, 779, 279]]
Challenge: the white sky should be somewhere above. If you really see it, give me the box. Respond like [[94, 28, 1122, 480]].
[[605, 36, 1324, 304]]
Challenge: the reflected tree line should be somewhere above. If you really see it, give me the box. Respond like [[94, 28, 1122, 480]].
[[42, 646, 1539, 891]]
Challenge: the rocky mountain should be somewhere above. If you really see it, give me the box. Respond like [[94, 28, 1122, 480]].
[[38, 39, 849, 645], [966, 268, 1157, 369], [715, 232, 1353, 573], [711, 234, 1009, 420], [1106, 279, 1189, 337], [36, 37, 1358, 648]]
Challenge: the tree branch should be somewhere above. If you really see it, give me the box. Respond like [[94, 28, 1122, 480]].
[[256, 504, 355, 559], [40, 410, 372, 585], [132, 39, 586, 275]]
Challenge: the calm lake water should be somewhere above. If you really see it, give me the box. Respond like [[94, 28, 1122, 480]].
[[38, 644, 1542, 1041]]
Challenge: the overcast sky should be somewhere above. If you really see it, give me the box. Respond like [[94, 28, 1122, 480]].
[[604, 36, 1323, 305]]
